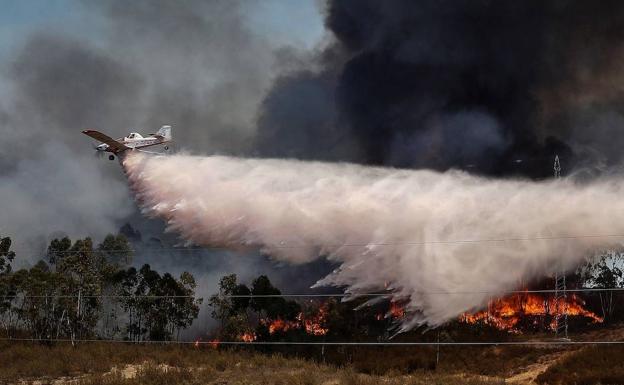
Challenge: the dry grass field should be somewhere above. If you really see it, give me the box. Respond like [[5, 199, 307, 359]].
[[1, 340, 623, 385], [1, 341, 504, 385]]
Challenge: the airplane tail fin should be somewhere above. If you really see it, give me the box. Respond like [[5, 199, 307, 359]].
[[156, 125, 172, 140]]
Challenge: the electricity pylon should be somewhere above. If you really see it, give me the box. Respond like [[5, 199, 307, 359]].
[[553, 155, 568, 339]]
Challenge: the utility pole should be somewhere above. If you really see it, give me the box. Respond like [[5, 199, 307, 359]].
[[553, 155, 569, 339], [436, 331, 440, 367]]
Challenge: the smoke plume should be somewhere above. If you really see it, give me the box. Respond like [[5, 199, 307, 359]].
[[124, 152, 624, 329], [0, 0, 277, 254], [257, 0, 624, 177]]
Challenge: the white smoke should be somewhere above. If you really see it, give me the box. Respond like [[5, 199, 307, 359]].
[[123, 152, 624, 331]]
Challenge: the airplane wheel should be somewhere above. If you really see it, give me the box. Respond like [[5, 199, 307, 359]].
[[109, 155, 115, 161]]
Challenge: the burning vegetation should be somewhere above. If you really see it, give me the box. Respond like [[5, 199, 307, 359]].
[[389, 301, 406, 319], [207, 271, 618, 344], [262, 302, 330, 337], [460, 292, 603, 332], [207, 274, 334, 342], [207, 274, 432, 344], [207, 274, 438, 344], [375, 300, 406, 321], [239, 332, 257, 342]]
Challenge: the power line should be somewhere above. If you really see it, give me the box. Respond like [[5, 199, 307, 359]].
[[223, 288, 624, 297], [6, 287, 624, 299]]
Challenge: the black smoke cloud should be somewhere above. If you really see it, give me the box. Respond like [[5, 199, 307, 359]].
[[256, 0, 624, 178]]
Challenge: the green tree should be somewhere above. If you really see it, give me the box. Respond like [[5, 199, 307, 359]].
[[0, 236, 15, 275], [10, 261, 64, 341], [98, 234, 133, 266], [208, 274, 253, 339], [17, 235, 127, 342], [251, 275, 300, 320], [115, 264, 201, 341], [112, 266, 145, 341], [177, 272, 202, 334], [580, 252, 624, 322], [46, 237, 71, 266], [0, 233, 202, 343], [209, 274, 239, 329], [0, 236, 17, 336]]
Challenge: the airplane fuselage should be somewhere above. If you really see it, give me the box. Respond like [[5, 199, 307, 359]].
[[94, 133, 168, 153]]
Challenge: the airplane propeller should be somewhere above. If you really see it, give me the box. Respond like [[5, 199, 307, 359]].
[[92, 142, 105, 158]]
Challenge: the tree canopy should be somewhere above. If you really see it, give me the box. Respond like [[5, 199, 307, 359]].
[[0, 233, 201, 343]]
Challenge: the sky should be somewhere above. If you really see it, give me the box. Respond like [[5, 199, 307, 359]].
[[0, 0, 325, 62]]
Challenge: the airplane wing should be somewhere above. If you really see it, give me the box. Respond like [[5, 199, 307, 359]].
[[82, 130, 129, 152]]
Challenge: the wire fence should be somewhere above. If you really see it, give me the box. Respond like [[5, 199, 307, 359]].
[[1, 337, 623, 346]]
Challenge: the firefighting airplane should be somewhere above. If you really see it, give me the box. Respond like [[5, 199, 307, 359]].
[[82, 125, 172, 160]]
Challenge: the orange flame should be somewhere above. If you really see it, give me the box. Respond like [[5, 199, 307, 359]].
[[389, 301, 405, 318], [376, 301, 406, 320], [239, 332, 257, 342], [194, 338, 220, 349], [460, 292, 603, 332], [301, 303, 329, 336], [264, 302, 329, 336], [266, 318, 299, 334]]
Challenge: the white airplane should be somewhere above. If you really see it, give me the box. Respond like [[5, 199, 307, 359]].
[[82, 125, 172, 160]]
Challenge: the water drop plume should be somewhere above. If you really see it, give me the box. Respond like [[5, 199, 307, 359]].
[[124, 152, 624, 330]]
